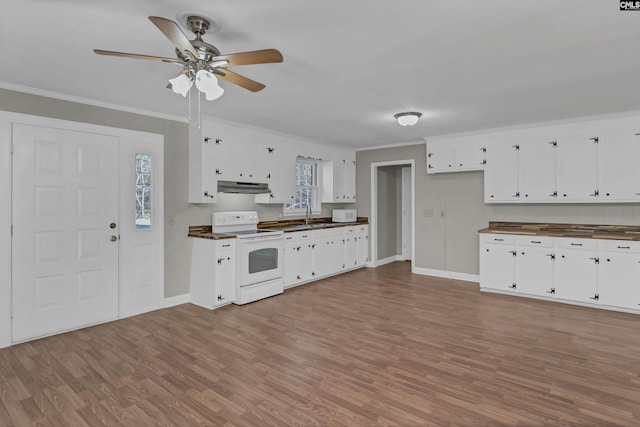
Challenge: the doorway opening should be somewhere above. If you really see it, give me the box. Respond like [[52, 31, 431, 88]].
[[370, 160, 415, 270]]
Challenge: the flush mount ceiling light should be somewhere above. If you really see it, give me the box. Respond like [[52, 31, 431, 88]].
[[394, 112, 422, 126]]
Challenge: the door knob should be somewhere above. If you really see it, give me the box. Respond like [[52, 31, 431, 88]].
[[109, 235, 118, 242]]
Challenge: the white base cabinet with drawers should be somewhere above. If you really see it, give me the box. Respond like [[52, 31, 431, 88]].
[[284, 224, 369, 288], [480, 233, 640, 313]]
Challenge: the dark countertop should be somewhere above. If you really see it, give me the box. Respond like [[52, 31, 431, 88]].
[[187, 225, 236, 240], [259, 217, 368, 233], [479, 221, 640, 241], [188, 217, 369, 239]]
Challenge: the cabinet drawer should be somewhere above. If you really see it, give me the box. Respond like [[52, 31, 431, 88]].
[[516, 235, 553, 247], [216, 240, 235, 250], [598, 240, 640, 253], [313, 227, 344, 238], [479, 233, 515, 245], [284, 231, 312, 241], [555, 238, 597, 251]]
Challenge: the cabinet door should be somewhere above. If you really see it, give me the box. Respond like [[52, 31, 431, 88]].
[[555, 135, 597, 201], [299, 241, 313, 281], [515, 246, 555, 297], [426, 143, 455, 173], [519, 139, 556, 202], [283, 240, 300, 286], [479, 243, 516, 291], [263, 142, 297, 203], [344, 235, 357, 268], [356, 232, 369, 266], [554, 249, 599, 303], [214, 241, 235, 306], [344, 156, 356, 201], [598, 251, 640, 310], [313, 237, 332, 278], [597, 131, 640, 201], [455, 141, 486, 171], [484, 142, 519, 202]]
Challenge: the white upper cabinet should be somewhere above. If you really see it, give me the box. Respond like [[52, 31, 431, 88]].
[[321, 149, 356, 203], [484, 141, 519, 202], [426, 138, 486, 174], [483, 114, 640, 204], [188, 122, 217, 203], [189, 118, 355, 204], [597, 131, 640, 201], [518, 139, 556, 201], [555, 134, 598, 201]]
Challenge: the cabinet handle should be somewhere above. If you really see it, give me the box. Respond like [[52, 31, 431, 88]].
[[570, 243, 582, 246], [494, 238, 504, 242], [589, 257, 600, 264], [512, 192, 520, 198], [546, 254, 555, 260], [222, 244, 231, 248], [480, 147, 487, 153], [512, 144, 520, 150], [530, 241, 541, 244], [509, 251, 517, 256], [549, 191, 558, 197], [546, 288, 555, 294], [480, 159, 487, 165], [548, 141, 557, 147], [508, 283, 517, 289], [589, 294, 599, 301], [217, 294, 224, 301], [617, 246, 631, 249], [427, 153, 433, 158], [590, 137, 599, 144], [589, 190, 599, 197]]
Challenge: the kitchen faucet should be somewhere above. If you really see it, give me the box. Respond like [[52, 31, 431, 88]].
[[305, 204, 311, 225]]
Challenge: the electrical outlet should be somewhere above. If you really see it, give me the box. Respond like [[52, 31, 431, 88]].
[[424, 209, 434, 218], [440, 210, 446, 218], [168, 216, 175, 226]]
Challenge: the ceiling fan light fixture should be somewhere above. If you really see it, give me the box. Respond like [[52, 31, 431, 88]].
[[169, 73, 192, 97], [394, 112, 422, 126], [195, 69, 224, 100]]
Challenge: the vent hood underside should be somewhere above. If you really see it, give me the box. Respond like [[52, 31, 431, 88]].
[[217, 180, 271, 194]]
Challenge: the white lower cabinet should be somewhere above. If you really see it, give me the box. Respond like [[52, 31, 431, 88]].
[[190, 238, 236, 309], [553, 238, 599, 304], [597, 241, 640, 310], [284, 225, 368, 288], [479, 234, 516, 292], [515, 236, 555, 297], [480, 233, 640, 314]]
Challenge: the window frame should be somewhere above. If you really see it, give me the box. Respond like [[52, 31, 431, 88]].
[[283, 157, 321, 215]]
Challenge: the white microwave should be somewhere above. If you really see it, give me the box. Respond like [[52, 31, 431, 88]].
[[332, 209, 357, 223]]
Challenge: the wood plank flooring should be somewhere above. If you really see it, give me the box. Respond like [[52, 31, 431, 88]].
[[1, 261, 640, 426]]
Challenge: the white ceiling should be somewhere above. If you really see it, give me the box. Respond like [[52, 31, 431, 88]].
[[2, 1, 639, 148]]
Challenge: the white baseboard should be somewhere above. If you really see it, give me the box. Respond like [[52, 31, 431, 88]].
[[164, 293, 190, 308], [376, 255, 403, 266], [412, 267, 479, 284]]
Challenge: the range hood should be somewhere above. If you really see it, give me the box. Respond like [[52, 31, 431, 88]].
[[217, 180, 271, 194]]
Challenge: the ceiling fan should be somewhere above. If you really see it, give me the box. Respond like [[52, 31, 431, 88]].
[[94, 15, 283, 99]]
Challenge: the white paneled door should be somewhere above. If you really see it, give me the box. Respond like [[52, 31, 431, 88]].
[[12, 124, 119, 342]]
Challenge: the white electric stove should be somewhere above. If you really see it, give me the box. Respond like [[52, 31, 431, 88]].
[[212, 211, 284, 304]]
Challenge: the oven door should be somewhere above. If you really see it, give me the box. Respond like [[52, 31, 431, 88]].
[[238, 236, 284, 287]]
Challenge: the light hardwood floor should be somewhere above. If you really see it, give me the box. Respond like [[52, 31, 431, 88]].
[[1, 261, 640, 426]]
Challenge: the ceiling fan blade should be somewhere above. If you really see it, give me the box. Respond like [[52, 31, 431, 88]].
[[148, 16, 199, 59], [216, 69, 266, 92], [94, 49, 185, 64], [210, 49, 283, 67]]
